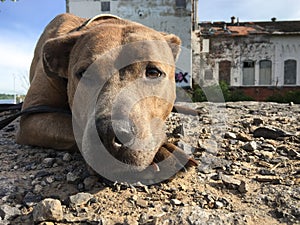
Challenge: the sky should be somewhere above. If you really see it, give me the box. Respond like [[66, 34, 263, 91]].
[[0, 0, 300, 94]]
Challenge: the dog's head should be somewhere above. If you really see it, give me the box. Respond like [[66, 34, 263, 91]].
[[42, 16, 181, 173]]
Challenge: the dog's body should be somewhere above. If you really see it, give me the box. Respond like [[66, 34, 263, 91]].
[[16, 13, 195, 180]]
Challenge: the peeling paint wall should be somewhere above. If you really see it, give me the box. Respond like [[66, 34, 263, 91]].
[[67, 0, 197, 87], [198, 34, 300, 88]]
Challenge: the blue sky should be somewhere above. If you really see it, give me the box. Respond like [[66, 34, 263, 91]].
[[0, 0, 300, 94]]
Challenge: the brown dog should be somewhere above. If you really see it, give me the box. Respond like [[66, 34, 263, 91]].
[[16, 13, 196, 183]]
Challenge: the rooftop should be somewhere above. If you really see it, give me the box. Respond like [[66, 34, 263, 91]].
[[199, 18, 300, 37]]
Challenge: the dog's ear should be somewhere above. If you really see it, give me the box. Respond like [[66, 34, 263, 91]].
[[42, 33, 80, 78], [161, 33, 181, 61]]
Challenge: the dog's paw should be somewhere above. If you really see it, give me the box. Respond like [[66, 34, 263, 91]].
[[153, 142, 198, 172]]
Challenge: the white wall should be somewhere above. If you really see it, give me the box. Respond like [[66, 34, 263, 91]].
[[199, 34, 300, 87]]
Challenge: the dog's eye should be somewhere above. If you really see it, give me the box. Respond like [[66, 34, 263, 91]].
[[145, 68, 163, 79]]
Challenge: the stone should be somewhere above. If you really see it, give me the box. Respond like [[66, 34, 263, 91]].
[[136, 198, 148, 208], [170, 199, 182, 205], [34, 184, 43, 194], [23, 192, 43, 207], [66, 172, 80, 183], [242, 141, 257, 151], [198, 153, 231, 173], [220, 174, 241, 189], [253, 126, 294, 140], [252, 118, 264, 126], [238, 181, 249, 193], [62, 153, 72, 162], [214, 200, 224, 209], [237, 133, 252, 142], [198, 139, 218, 155], [0, 204, 21, 220], [224, 132, 237, 139], [255, 175, 281, 184], [177, 141, 195, 155], [39, 222, 54, 225], [33, 198, 63, 222], [43, 158, 55, 167], [83, 176, 98, 190], [138, 213, 149, 224], [69, 192, 93, 206]]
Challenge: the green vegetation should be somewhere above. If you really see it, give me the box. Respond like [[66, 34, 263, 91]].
[[266, 90, 300, 104], [0, 93, 14, 100], [192, 81, 254, 102]]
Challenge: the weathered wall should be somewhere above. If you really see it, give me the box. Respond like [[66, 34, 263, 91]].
[[198, 33, 300, 88]]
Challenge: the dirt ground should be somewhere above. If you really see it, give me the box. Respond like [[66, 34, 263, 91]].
[[0, 101, 299, 225]]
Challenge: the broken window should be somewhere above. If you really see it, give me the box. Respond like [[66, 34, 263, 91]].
[[101, 1, 110, 12], [204, 69, 213, 80], [242, 60, 255, 85], [176, 0, 186, 8], [259, 60, 272, 85], [284, 59, 297, 85], [219, 60, 231, 85]]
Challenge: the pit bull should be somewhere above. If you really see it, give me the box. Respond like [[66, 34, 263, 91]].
[[16, 13, 197, 183]]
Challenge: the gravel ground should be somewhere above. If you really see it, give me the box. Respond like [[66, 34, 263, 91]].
[[0, 101, 299, 225]]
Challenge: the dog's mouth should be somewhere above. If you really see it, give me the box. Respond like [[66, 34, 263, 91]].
[[110, 135, 161, 172]]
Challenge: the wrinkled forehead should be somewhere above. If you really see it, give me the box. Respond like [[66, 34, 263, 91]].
[[115, 39, 175, 69], [76, 25, 175, 66]]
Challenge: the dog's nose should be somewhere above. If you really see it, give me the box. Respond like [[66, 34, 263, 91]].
[[112, 120, 135, 146]]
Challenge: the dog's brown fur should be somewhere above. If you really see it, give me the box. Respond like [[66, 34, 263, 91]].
[[17, 13, 185, 171]]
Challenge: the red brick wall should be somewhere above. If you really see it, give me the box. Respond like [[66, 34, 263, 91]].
[[234, 86, 300, 101]]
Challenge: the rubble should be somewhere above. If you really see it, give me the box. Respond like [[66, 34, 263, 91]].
[[0, 101, 299, 224]]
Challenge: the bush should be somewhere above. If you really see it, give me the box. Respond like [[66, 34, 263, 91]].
[[266, 90, 300, 104], [192, 81, 254, 102]]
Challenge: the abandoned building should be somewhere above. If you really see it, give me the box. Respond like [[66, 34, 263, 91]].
[[66, 0, 198, 87], [197, 17, 300, 100]]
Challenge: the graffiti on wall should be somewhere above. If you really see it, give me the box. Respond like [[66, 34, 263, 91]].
[[175, 69, 190, 87]]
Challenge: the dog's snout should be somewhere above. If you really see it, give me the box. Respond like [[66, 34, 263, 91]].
[[113, 120, 135, 146]]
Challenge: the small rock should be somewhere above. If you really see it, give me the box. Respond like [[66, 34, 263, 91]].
[[138, 213, 149, 224], [198, 139, 218, 155], [39, 222, 54, 225], [23, 192, 43, 207], [33, 198, 63, 222], [170, 199, 182, 205], [238, 181, 248, 193], [66, 172, 80, 183], [63, 153, 72, 162], [34, 184, 43, 194], [255, 175, 281, 184], [220, 174, 241, 189], [237, 133, 252, 142], [177, 141, 194, 155], [45, 176, 55, 184], [83, 176, 98, 190], [136, 198, 148, 208], [253, 126, 294, 140], [43, 158, 55, 167], [252, 118, 264, 126], [214, 200, 224, 209], [69, 192, 93, 206], [242, 141, 257, 151], [0, 204, 21, 220], [224, 132, 237, 139], [258, 169, 276, 176], [260, 150, 274, 159]]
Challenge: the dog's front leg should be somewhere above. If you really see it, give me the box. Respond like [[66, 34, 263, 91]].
[[16, 113, 76, 150]]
